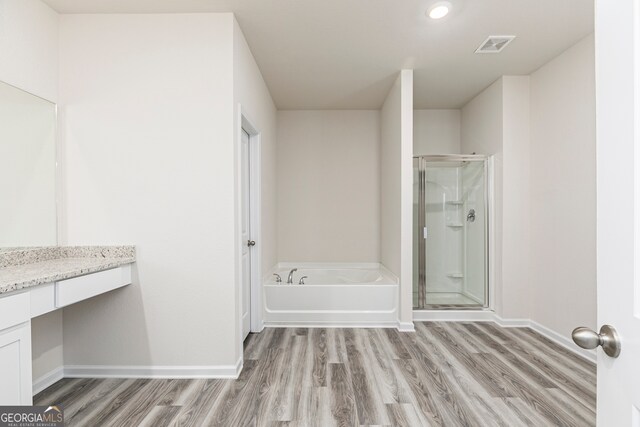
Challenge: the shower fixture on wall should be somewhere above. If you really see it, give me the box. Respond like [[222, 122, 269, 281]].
[[467, 209, 476, 222]]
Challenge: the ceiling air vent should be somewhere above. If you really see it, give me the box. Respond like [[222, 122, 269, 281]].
[[475, 35, 516, 54]]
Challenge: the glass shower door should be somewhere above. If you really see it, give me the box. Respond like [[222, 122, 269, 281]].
[[413, 156, 489, 310]]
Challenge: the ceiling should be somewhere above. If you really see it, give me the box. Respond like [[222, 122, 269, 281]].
[[42, 0, 594, 109]]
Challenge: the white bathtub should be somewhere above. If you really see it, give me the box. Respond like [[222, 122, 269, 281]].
[[263, 264, 398, 327]]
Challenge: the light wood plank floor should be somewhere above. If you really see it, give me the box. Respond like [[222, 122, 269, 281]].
[[35, 322, 596, 426]]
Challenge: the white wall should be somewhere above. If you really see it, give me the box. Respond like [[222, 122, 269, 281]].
[[460, 36, 596, 339], [461, 76, 530, 319], [460, 80, 503, 156], [233, 19, 277, 275], [0, 0, 62, 384], [0, 0, 58, 102], [461, 78, 505, 314], [31, 312, 63, 383], [500, 76, 531, 319], [413, 109, 460, 155], [232, 18, 277, 354], [276, 110, 380, 263], [529, 35, 596, 334], [60, 14, 239, 368], [382, 81, 403, 276], [381, 70, 413, 327]]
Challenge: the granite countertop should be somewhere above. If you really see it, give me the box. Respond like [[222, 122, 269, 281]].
[[0, 246, 136, 295]]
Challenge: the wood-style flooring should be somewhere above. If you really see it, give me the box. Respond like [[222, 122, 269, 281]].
[[35, 322, 596, 426]]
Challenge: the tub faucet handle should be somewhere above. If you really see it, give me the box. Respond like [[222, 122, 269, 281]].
[[273, 273, 282, 283], [298, 276, 308, 285]]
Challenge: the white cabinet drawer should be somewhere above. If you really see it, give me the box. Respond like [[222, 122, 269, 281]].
[[55, 264, 132, 308], [30, 283, 56, 318], [0, 292, 29, 331]]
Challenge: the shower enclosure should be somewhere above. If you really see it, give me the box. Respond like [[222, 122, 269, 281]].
[[413, 155, 489, 310]]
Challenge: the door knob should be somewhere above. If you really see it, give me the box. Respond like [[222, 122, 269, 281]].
[[571, 324, 621, 358], [247, 240, 256, 247]]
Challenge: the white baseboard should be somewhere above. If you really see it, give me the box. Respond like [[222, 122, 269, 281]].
[[264, 320, 415, 331], [251, 321, 265, 333], [264, 321, 398, 328], [413, 309, 496, 322], [64, 358, 243, 380], [397, 321, 415, 332], [414, 310, 596, 364], [493, 315, 596, 363], [525, 319, 596, 363], [32, 360, 243, 395], [32, 366, 65, 395], [492, 315, 530, 327]]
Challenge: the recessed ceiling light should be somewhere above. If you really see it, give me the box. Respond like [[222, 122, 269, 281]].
[[428, 2, 451, 19]]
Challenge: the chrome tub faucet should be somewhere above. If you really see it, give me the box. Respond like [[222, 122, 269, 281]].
[[287, 268, 298, 284]]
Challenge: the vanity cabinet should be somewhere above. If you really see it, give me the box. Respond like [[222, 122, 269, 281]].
[[0, 264, 133, 405], [0, 293, 32, 405]]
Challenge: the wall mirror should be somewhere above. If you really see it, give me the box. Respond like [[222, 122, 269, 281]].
[[0, 81, 57, 248]]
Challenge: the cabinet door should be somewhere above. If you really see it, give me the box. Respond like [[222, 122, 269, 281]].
[[0, 322, 33, 405]]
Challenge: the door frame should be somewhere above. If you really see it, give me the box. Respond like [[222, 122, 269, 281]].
[[237, 106, 264, 339]]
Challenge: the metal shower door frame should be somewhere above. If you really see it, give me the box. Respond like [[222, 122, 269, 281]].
[[414, 154, 490, 310]]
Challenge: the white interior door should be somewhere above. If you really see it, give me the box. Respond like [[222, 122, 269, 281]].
[[241, 129, 252, 340], [594, 0, 640, 423]]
